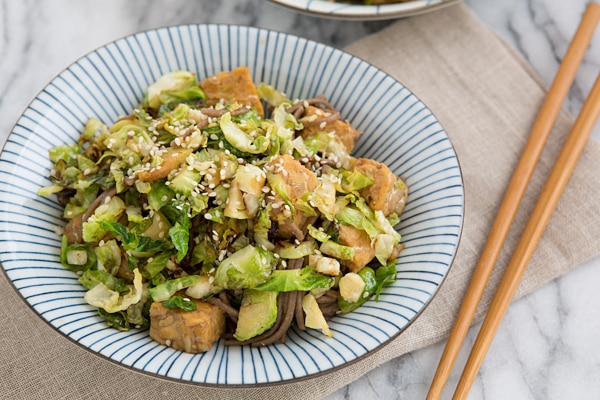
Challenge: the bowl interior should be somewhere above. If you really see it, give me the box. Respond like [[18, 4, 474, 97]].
[[0, 24, 463, 385]]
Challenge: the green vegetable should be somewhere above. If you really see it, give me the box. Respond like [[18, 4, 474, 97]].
[[84, 268, 144, 313], [60, 235, 97, 272], [274, 240, 317, 259], [374, 233, 398, 265], [98, 221, 173, 257], [158, 87, 206, 115], [319, 240, 355, 260], [254, 267, 334, 292], [142, 210, 171, 241], [338, 264, 397, 313], [169, 222, 189, 263], [336, 205, 379, 240], [311, 176, 337, 220], [82, 195, 127, 242], [214, 245, 276, 290], [374, 261, 397, 300], [219, 112, 269, 154], [254, 203, 275, 251], [307, 225, 331, 243], [235, 164, 266, 195], [81, 117, 104, 142], [257, 82, 290, 107], [266, 172, 294, 216], [78, 269, 128, 293], [142, 250, 176, 279], [98, 308, 130, 331], [94, 239, 121, 275], [162, 295, 197, 311], [169, 168, 201, 196], [37, 184, 64, 197], [49, 144, 81, 165], [147, 180, 175, 211], [149, 275, 200, 302], [339, 169, 374, 192], [166, 200, 191, 263], [234, 289, 278, 341], [338, 267, 377, 314], [144, 70, 199, 109]]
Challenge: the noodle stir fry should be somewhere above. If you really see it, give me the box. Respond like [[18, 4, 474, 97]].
[[39, 67, 408, 353]]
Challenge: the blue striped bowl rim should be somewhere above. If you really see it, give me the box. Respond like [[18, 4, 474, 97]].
[[0, 24, 464, 386], [267, 0, 460, 20]]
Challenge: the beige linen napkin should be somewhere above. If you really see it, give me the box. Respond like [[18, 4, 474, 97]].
[[2, 3, 600, 399]]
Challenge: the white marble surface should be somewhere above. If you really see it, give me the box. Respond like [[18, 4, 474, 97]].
[[1, 1, 599, 399]]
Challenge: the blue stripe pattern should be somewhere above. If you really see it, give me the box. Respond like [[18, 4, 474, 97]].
[[0, 25, 464, 386], [269, 0, 452, 20]]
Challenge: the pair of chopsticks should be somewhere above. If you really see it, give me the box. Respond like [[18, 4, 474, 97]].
[[427, 3, 600, 399]]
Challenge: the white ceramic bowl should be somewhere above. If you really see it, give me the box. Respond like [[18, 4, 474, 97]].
[[268, 0, 460, 20], [0, 24, 464, 386]]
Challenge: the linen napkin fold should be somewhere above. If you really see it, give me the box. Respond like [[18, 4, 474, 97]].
[[3, 3, 600, 399]]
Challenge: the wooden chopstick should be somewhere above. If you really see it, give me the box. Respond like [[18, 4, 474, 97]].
[[427, 3, 600, 399], [453, 69, 600, 399]]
